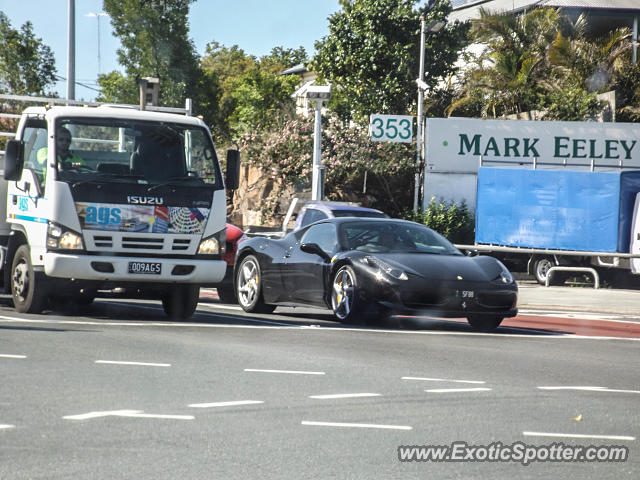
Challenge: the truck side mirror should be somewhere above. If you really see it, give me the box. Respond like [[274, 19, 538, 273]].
[[4, 139, 25, 181], [225, 149, 240, 190]]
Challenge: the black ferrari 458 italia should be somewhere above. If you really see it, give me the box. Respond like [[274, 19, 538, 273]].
[[234, 218, 518, 331]]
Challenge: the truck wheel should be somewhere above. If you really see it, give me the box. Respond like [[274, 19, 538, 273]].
[[11, 245, 49, 314], [216, 285, 237, 304], [533, 257, 565, 286], [467, 315, 503, 331], [162, 285, 200, 320]]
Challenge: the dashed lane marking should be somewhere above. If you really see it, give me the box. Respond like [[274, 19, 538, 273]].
[[245, 368, 325, 375], [63, 410, 193, 421], [95, 360, 171, 367], [301, 421, 412, 431], [0, 354, 26, 359], [402, 376, 486, 384], [523, 431, 635, 441], [538, 386, 640, 394], [425, 388, 492, 393], [309, 393, 381, 399], [189, 400, 264, 408]]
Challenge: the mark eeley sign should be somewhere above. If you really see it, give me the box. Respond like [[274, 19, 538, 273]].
[[76, 202, 209, 234], [425, 118, 640, 173]]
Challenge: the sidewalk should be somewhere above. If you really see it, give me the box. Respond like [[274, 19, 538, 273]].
[[517, 282, 640, 314]]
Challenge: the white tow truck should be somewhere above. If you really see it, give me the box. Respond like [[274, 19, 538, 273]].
[[1, 101, 239, 318]]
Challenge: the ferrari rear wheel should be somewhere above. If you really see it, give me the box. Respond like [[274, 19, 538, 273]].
[[236, 255, 275, 314], [467, 315, 503, 332], [331, 265, 369, 325]]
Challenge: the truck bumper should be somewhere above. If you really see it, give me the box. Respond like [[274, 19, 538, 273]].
[[44, 253, 226, 284]]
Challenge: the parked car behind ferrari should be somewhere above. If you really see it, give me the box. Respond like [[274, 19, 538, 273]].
[[234, 218, 518, 330]]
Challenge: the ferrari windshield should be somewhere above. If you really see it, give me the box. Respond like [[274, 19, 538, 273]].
[[30, 118, 222, 188], [341, 221, 463, 255]]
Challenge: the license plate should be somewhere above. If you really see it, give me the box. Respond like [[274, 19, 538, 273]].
[[128, 261, 162, 275], [460, 290, 474, 298]]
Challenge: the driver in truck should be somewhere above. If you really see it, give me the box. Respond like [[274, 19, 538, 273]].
[[36, 126, 85, 173]]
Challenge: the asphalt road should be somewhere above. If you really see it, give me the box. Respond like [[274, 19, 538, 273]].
[[0, 288, 639, 479]]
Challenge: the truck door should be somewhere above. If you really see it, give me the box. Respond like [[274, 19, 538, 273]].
[[630, 192, 640, 274]]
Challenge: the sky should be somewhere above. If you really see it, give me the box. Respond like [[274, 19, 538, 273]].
[[0, 0, 341, 100]]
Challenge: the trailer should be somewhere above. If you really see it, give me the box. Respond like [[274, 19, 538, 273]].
[[457, 167, 640, 287]]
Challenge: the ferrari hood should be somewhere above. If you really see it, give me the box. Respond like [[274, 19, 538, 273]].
[[375, 253, 503, 282]]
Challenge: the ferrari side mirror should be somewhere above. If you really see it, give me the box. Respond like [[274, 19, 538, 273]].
[[300, 242, 330, 262]]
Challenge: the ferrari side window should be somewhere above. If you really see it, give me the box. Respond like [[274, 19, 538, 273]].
[[301, 208, 328, 227], [301, 223, 338, 256]]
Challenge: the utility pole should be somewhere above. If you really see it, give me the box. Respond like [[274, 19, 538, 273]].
[[67, 0, 75, 100], [414, 15, 426, 212]]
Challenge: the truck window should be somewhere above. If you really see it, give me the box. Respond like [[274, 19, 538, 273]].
[[55, 118, 222, 188]]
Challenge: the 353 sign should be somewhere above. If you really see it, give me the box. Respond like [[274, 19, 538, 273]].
[[369, 114, 414, 143]]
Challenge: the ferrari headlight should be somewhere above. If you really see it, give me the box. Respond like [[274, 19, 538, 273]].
[[499, 271, 514, 284], [198, 237, 220, 255], [47, 222, 84, 250], [362, 256, 408, 281]]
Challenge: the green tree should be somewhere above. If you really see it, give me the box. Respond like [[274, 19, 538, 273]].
[[200, 43, 306, 136], [228, 70, 299, 135], [312, 0, 468, 124], [0, 12, 56, 95], [448, 7, 633, 121], [99, 0, 200, 107]]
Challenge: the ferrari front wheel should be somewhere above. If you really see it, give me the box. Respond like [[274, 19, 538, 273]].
[[236, 255, 275, 314], [331, 265, 368, 325], [467, 314, 503, 332]]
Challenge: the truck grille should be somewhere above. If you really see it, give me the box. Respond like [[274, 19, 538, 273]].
[[84, 232, 196, 254]]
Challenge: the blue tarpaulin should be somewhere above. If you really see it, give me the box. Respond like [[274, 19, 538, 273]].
[[475, 167, 640, 253]]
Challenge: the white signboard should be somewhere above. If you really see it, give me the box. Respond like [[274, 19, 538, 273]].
[[369, 114, 413, 143], [425, 117, 640, 173]]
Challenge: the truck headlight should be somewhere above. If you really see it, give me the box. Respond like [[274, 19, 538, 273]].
[[198, 237, 220, 255], [47, 222, 84, 250]]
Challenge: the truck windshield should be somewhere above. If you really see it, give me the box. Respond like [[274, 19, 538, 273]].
[[54, 118, 221, 188]]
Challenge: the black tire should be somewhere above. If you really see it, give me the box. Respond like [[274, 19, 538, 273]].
[[216, 285, 237, 304], [467, 315, 503, 331], [533, 257, 567, 286], [162, 285, 200, 320], [11, 245, 49, 314], [235, 255, 275, 314], [330, 264, 372, 325]]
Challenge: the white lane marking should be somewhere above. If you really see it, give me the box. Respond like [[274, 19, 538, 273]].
[[189, 400, 264, 408], [402, 376, 485, 384], [63, 410, 193, 421], [538, 386, 640, 394], [309, 393, 381, 399], [0, 354, 26, 359], [116, 412, 194, 420], [63, 410, 142, 420], [523, 431, 635, 441], [1, 316, 639, 341], [201, 304, 242, 311], [244, 368, 325, 375], [426, 388, 492, 393], [95, 360, 171, 367], [302, 421, 412, 431], [0, 424, 16, 429]]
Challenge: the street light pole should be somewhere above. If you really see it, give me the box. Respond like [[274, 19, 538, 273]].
[[67, 0, 75, 100], [87, 12, 108, 74], [414, 15, 426, 212]]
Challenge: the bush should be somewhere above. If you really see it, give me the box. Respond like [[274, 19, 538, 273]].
[[403, 198, 474, 244], [237, 113, 416, 220]]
